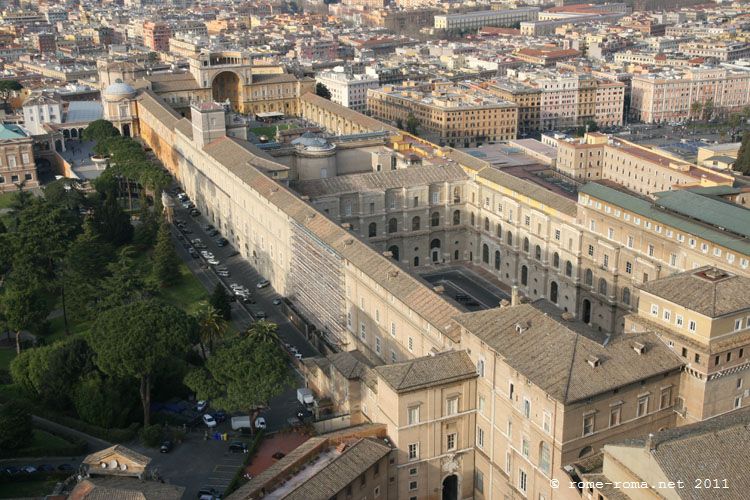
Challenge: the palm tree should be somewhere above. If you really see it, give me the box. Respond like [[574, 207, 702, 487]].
[[195, 304, 226, 360], [244, 320, 279, 345]]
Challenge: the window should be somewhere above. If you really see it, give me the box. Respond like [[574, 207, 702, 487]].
[[446, 396, 458, 416], [408, 443, 419, 461], [478, 395, 486, 414], [409, 480, 418, 491], [650, 304, 659, 316], [542, 411, 551, 434], [391, 350, 397, 363], [390, 322, 396, 337], [507, 419, 512, 439], [609, 406, 621, 427], [477, 427, 485, 448], [409, 467, 417, 476], [583, 415, 594, 436], [688, 320, 697, 333], [505, 452, 511, 474], [408, 336, 414, 352], [475, 470, 484, 494], [360, 322, 366, 341], [408, 406, 420, 425], [660, 387, 672, 409], [518, 469, 527, 494], [565, 261, 573, 277], [588, 244, 594, 256], [625, 261, 632, 274], [452, 209, 461, 225], [431, 212, 439, 227], [637, 396, 649, 417], [375, 336, 381, 354], [477, 358, 485, 377], [603, 254, 609, 269], [554, 229, 561, 240], [648, 244, 655, 257], [374, 486, 380, 497], [431, 191, 439, 204], [509, 382, 514, 400], [626, 235, 634, 248], [539, 442, 551, 475], [523, 398, 530, 418], [735, 319, 743, 331], [735, 396, 742, 409], [521, 436, 529, 457], [676, 315, 684, 327], [446, 433, 456, 451], [663, 309, 671, 322], [411, 216, 421, 231], [388, 218, 397, 233]]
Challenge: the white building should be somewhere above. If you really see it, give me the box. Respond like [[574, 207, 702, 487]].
[[22, 94, 63, 135], [316, 68, 381, 113]]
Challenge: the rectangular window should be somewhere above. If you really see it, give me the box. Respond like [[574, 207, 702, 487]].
[[509, 382, 514, 400], [431, 192, 439, 204], [676, 315, 684, 327], [588, 244, 594, 256], [518, 469, 527, 493], [390, 322, 396, 337], [408, 443, 419, 461], [735, 397, 742, 409], [637, 396, 649, 417], [524, 215, 530, 226], [542, 411, 551, 434], [409, 467, 417, 476], [505, 452, 511, 474], [409, 480, 418, 491], [583, 415, 594, 436], [477, 427, 485, 448], [408, 336, 414, 352], [660, 387, 672, 409], [648, 244, 655, 257], [446, 396, 458, 416], [607, 227, 614, 239], [391, 350, 397, 363], [626, 235, 634, 248], [603, 254, 609, 268], [521, 436, 529, 457], [408, 406, 419, 425], [375, 336, 381, 354], [360, 322, 366, 341], [688, 320, 697, 333], [446, 433, 456, 451], [650, 304, 659, 316], [663, 309, 671, 322], [523, 398, 530, 418], [554, 229, 561, 240], [475, 470, 484, 494], [609, 406, 621, 427], [478, 395, 485, 414], [735, 319, 743, 331], [625, 262, 632, 274]]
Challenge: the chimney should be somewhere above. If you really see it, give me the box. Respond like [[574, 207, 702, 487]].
[[646, 433, 656, 452], [511, 286, 520, 306]]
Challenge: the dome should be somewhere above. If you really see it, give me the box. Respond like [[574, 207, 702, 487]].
[[104, 81, 136, 98], [291, 132, 334, 151]]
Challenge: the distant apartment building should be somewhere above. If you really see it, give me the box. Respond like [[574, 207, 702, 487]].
[[316, 69, 380, 113], [521, 12, 625, 36], [434, 7, 539, 32], [485, 81, 541, 136], [32, 33, 57, 55], [367, 82, 518, 147], [0, 124, 38, 193], [678, 41, 750, 62], [143, 21, 171, 53], [296, 38, 339, 63], [514, 47, 581, 67], [630, 64, 750, 123]]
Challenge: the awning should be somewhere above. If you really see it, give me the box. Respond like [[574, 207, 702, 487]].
[[255, 111, 284, 118]]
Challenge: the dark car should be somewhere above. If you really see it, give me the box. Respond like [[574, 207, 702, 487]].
[[215, 410, 227, 423], [228, 441, 248, 453], [207, 229, 219, 237], [182, 242, 191, 249], [57, 464, 75, 472], [216, 237, 229, 247], [189, 209, 201, 217], [198, 487, 222, 499], [2, 466, 21, 476], [203, 224, 215, 231], [37, 464, 55, 472], [160, 440, 173, 453]]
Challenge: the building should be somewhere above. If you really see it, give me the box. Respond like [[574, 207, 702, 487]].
[[32, 33, 56, 54], [143, 21, 172, 53], [630, 64, 750, 124], [367, 83, 518, 147], [513, 47, 582, 67], [434, 7, 539, 32], [316, 69, 380, 113], [485, 81, 542, 136], [678, 41, 750, 62], [578, 408, 750, 500], [22, 94, 63, 135], [0, 124, 38, 192]]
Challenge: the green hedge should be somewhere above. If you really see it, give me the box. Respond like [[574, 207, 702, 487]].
[[0, 471, 72, 485], [0, 430, 87, 459], [224, 431, 265, 495]]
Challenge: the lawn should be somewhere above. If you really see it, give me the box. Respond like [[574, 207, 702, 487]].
[[157, 261, 210, 315], [250, 123, 292, 139], [21, 429, 73, 452], [0, 479, 59, 499], [0, 191, 16, 209]]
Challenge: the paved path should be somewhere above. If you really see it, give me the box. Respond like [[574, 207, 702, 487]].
[[31, 415, 112, 451]]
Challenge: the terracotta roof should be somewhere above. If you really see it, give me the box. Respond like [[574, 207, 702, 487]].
[[68, 477, 184, 500], [638, 266, 750, 318], [83, 445, 151, 468], [329, 350, 375, 380], [375, 350, 477, 393], [204, 135, 289, 173], [453, 302, 683, 403]]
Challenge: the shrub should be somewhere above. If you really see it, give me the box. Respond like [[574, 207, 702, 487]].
[[140, 424, 162, 447], [0, 399, 32, 451]]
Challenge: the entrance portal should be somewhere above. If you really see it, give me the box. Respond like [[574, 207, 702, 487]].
[[442, 474, 458, 500], [212, 71, 241, 111]]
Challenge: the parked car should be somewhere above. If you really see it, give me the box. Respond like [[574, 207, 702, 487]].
[[36, 464, 55, 472], [228, 441, 248, 453], [207, 229, 219, 237], [256, 279, 270, 289], [294, 352, 303, 360], [253, 311, 267, 319], [272, 298, 282, 306], [217, 270, 230, 277], [207, 258, 220, 265], [189, 209, 201, 217], [216, 237, 229, 247], [242, 297, 256, 304], [21, 466, 37, 474], [255, 417, 267, 430], [196, 400, 208, 412], [203, 414, 217, 428], [160, 440, 173, 453], [203, 224, 214, 231], [57, 464, 75, 472], [215, 410, 227, 423]]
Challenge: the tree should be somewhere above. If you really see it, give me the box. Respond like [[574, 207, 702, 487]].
[[315, 82, 331, 100], [244, 320, 279, 344], [209, 284, 232, 321], [63, 222, 115, 319], [690, 101, 703, 122], [98, 247, 153, 310], [395, 118, 403, 130], [702, 98, 714, 122], [184, 334, 291, 434], [44, 179, 86, 212], [92, 192, 133, 246], [194, 304, 226, 360], [133, 200, 159, 247], [88, 300, 193, 426], [73, 373, 137, 428], [82, 119, 120, 144], [0, 80, 22, 110], [406, 113, 420, 136], [0, 400, 32, 451], [152, 222, 180, 287], [2, 286, 48, 353], [735, 131, 750, 175]]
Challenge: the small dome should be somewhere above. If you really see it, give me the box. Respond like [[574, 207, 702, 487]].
[[104, 81, 136, 98], [292, 132, 333, 151]]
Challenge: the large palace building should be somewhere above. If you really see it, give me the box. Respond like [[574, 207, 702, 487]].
[[111, 82, 750, 500]]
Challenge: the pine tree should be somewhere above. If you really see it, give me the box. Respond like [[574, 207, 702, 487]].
[[736, 132, 750, 175], [209, 284, 232, 321], [152, 223, 180, 287]]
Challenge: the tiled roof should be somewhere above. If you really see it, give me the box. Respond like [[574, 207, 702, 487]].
[[329, 350, 374, 380], [204, 136, 289, 173], [282, 439, 391, 500], [295, 163, 468, 198], [580, 183, 750, 256], [300, 93, 399, 134], [0, 123, 29, 140], [143, 72, 201, 93], [68, 477, 184, 500], [612, 407, 750, 500], [83, 445, 151, 468], [638, 266, 750, 317], [453, 302, 683, 403], [375, 350, 477, 393]]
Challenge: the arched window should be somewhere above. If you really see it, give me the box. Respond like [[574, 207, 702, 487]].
[[495, 250, 501, 270], [412, 216, 421, 231], [565, 261, 573, 277], [584, 269, 593, 286], [622, 287, 631, 305], [535, 245, 542, 260], [521, 265, 528, 286], [368, 222, 377, 237], [579, 446, 593, 458], [507, 232, 513, 245], [553, 252, 560, 268], [453, 187, 461, 203], [388, 218, 398, 233], [477, 359, 485, 377], [550, 281, 558, 303], [454, 249, 459, 260], [599, 278, 608, 295], [453, 210, 460, 225], [388, 245, 399, 261], [523, 237, 530, 252], [413, 256, 420, 267], [496, 223, 502, 238], [470, 212, 475, 226], [484, 217, 490, 231], [431, 212, 440, 227], [482, 244, 489, 264], [539, 442, 551, 475]]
